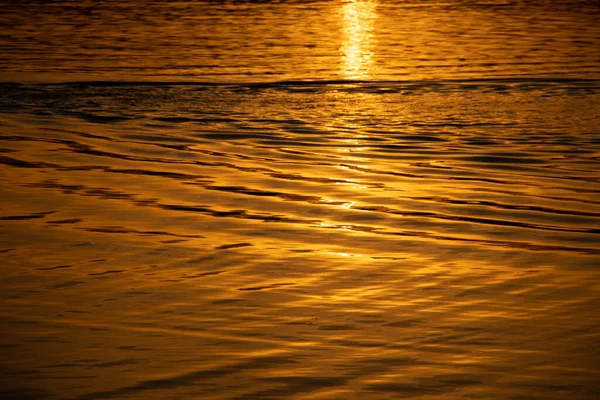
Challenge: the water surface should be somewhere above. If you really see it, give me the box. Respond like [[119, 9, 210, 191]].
[[1, 1, 599, 399]]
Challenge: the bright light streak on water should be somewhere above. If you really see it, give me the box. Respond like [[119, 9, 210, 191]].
[[341, 0, 378, 79]]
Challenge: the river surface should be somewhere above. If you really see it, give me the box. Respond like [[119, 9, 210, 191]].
[[1, 1, 599, 399]]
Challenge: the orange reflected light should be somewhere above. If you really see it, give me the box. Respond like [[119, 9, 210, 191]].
[[341, 0, 378, 80]]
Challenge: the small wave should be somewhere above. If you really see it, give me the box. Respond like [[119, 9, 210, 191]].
[[3, 77, 600, 90]]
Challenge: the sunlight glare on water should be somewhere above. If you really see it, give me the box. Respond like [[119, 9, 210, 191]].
[[341, 0, 378, 80]]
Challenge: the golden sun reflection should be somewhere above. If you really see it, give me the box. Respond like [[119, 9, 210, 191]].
[[341, 0, 378, 80]]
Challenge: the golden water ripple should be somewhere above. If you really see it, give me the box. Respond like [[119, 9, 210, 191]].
[[1, 1, 600, 82], [0, 79, 599, 399]]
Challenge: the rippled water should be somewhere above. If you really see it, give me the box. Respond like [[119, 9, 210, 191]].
[[2, 0, 600, 82], [1, 1, 600, 399]]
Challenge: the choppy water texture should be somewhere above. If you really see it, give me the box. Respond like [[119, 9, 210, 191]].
[[1, 1, 600, 400], [2, 0, 600, 82]]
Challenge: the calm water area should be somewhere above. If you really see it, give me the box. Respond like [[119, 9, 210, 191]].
[[1, 1, 600, 399]]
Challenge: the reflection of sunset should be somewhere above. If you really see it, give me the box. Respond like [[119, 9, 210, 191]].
[[341, 0, 378, 80], [1, 1, 599, 399]]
